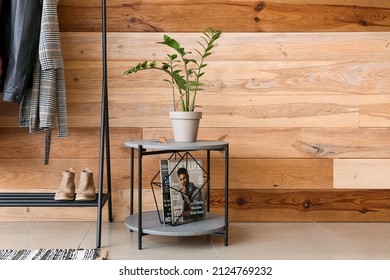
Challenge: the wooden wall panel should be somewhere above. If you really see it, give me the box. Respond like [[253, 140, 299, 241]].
[[95, 94, 359, 128], [3, 188, 390, 222], [61, 32, 390, 61], [109, 32, 390, 61], [0, 128, 139, 159], [1, 0, 390, 222], [0, 159, 129, 190], [360, 95, 390, 127], [225, 159, 333, 190], [0, 206, 102, 221], [145, 128, 390, 159], [334, 159, 390, 189], [222, 189, 390, 222], [58, 0, 390, 32], [0, 102, 20, 128]]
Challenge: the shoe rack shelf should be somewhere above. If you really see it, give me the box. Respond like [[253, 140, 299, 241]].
[[0, 192, 110, 207], [0, 192, 112, 248], [0, 1, 112, 249]]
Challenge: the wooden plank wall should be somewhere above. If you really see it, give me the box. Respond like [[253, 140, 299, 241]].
[[0, 0, 390, 221]]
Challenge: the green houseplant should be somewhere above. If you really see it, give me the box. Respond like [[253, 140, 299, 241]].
[[123, 28, 222, 142], [124, 28, 222, 112]]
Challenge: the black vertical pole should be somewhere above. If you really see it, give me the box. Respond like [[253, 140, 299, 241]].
[[96, 0, 111, 248], [224, 143, 229, 246], [102, 0, 112, 223], [138, 145, 143, 250], [207, 150, 211, 212], [130, 148, 134, 216]]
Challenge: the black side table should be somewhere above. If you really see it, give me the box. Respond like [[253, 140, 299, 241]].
[[123, 140, 229, 250]]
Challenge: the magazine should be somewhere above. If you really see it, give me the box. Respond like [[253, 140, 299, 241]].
[[168, 159, 206, 225], [160, 159, 172, 224]]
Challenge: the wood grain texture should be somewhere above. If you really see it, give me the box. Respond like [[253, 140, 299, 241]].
[[3, 188, 390, 222], [0, 159, 126, 190], [144, 128, 390, 159], [62, 59, 390, 96], [360, 95, 390, 127], [334, 159, 390, 189], [99, 94, 359, 128], [0, 207, 102, 221], [60, 32, 390, 61], [58, 0, 390, 32], [224, 159, 333, 190], [0, 128, 141, 159], [216, 189, 390, 221]]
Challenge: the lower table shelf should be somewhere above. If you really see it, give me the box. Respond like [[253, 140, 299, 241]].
[[124, 211, 226, 237]]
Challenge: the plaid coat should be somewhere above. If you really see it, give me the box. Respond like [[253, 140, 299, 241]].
[[19, 0, 68, 165]]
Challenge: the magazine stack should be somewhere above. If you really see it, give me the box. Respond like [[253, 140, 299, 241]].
[[159, 158, 207, 225]]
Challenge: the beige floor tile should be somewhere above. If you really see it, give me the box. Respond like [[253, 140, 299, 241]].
[[0, 221, 94, 250], [317, 223, 390, 259], [1, 221, 390, 260], [214, 222, 361, 260]]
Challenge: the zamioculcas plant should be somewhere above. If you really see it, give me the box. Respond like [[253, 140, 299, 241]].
[[123, 28, 222, 112]]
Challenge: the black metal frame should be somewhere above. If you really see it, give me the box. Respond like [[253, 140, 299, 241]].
[[95, 0, 113, 248], [0, 1, 113, 249], [149, 151, 210, 225]]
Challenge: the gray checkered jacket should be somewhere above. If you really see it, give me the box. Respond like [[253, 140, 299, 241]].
[[19, 0, 68, 165]]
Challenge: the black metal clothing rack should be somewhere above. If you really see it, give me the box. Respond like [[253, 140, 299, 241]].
[[0, 1, 113, 249]]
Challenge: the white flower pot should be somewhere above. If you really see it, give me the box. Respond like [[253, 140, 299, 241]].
[[169, 111, 202, 142]]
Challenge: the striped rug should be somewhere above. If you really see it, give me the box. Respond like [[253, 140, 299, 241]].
[[0, 248, 107, 260]]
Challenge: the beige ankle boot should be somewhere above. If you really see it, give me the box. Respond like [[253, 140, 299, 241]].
[[76, 168, 96, 201], [54, 169, 76, 200]]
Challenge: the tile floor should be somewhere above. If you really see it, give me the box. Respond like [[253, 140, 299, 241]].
[[1, 221, 390, 260]]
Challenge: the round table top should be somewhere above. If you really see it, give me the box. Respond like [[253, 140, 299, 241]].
[[124, 139, 228, 151]]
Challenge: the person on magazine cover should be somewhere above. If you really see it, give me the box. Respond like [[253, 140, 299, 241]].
[[177, 167, 204, 221]]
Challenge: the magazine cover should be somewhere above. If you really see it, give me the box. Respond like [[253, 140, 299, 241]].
[[160, 159, 172, 224], [168, 159, 206, 225]]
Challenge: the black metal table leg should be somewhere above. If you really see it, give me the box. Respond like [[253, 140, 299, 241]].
[[224, 143, 229, 246], [138, 145, 143, 250], [130, 148, 134, 216]]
